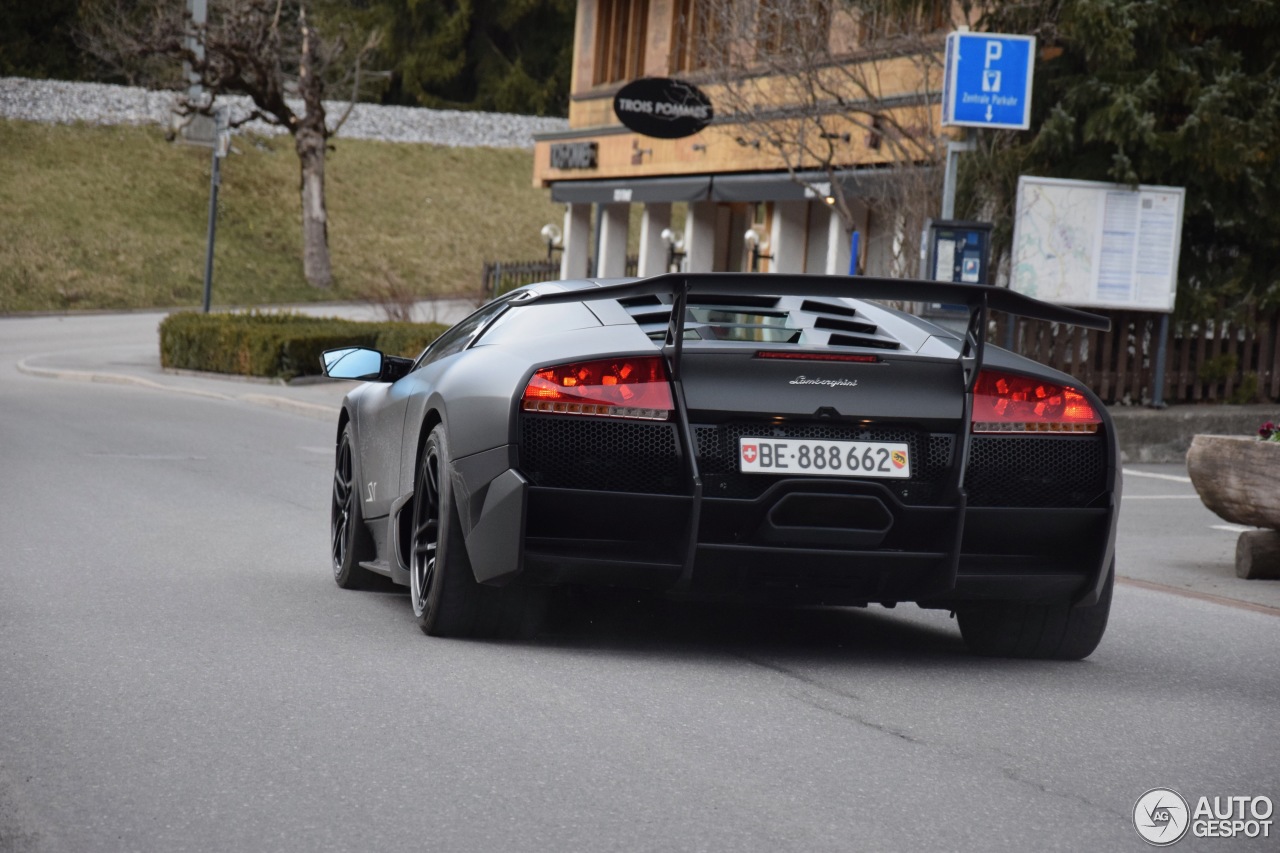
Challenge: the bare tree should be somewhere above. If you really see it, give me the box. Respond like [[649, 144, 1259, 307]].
[[81, 0, 380, 288], [690, 0, 974, 274]]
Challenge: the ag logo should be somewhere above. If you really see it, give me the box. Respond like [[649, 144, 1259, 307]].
[[742, 444, 758, 464], [1134, 788, 1190, 846]]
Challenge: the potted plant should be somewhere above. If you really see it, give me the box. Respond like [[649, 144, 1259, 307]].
[[1186, 423, 1280, 579]]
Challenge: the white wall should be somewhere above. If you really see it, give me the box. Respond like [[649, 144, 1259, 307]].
[[637, 203, 671, 277], [559, 203, 592, 280]]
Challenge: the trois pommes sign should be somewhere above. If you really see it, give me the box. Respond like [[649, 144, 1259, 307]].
[[613, 78, 714, 140]]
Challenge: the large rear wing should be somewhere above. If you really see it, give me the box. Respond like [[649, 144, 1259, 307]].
[[524, 272, 1108, 331], [521, 272, 1109, 388]]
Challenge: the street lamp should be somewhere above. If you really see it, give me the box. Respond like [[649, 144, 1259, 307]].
[[660, 228, 686, 272], [743, 227, 773, 272], [540, 223, 563, 262]]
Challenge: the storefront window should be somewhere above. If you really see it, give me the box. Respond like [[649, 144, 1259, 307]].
[[858, 0, 948, 44], [594, 0, 649, 84], [670, 0, 727, 73]]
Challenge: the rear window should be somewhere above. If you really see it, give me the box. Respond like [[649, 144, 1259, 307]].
[[473, 300, 603, 346], [616, 294, 901, 350]]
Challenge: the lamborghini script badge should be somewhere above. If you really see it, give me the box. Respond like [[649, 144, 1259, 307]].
[[789, 375, 859, 388]]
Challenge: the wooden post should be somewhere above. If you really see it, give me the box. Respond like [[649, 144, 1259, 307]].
[[1271, 309, 1280, 399], [1115, 313, 1131, 401], [1236, 530, 1280, 580]]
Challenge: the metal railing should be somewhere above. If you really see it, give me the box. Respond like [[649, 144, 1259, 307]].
[[481, 256, 640, 299]]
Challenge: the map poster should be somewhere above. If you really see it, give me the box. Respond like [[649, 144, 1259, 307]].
[[1010, 176, 1185, 313]]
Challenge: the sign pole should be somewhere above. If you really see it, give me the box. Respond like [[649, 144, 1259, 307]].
[[202, 108, 227, 313], [200, 144, 218, 313], [1152, 314, 1170, 407], [940, 129, 976, 220]]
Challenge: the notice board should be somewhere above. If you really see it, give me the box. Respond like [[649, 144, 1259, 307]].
[[1010, 176, 1184, 313]]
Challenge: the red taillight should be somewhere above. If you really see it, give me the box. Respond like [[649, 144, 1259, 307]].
[[971, 370, 1101, 434], [521, 356, 673, 421]]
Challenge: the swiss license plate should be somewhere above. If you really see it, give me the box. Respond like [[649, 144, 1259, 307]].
[[738, 437, 911, 479]]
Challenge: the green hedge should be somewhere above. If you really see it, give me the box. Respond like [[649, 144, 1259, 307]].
[[159, 311, 449, 380]]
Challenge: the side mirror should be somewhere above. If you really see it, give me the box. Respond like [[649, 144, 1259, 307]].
[[321, 347, 415, 382], [321, 347, 387, 381]]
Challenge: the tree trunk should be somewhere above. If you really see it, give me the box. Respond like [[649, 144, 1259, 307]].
[[296, 125, 333, 288]]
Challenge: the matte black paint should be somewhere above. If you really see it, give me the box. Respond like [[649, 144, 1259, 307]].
[[325, 274, 1120, 609]]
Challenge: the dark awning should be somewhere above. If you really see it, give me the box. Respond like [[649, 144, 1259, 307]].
[[709, 171, 827, 202], [711, 169, 933, 202], [550, 177, 711, 204]]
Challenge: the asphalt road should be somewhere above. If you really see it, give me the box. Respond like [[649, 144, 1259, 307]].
[[1, 314, 1277, 852]]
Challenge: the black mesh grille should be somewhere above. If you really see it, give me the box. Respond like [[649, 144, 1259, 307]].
[[695, 422, 954, 503], [520, 416, 685, 495], [520, 415, 1107, 509], [964, 436, 1107, 508]]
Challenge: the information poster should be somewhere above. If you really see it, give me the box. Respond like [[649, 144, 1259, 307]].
[[1010, 176, 1184, 313]]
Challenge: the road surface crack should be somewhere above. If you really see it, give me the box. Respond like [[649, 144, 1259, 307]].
[[739, 655, 923, 744]]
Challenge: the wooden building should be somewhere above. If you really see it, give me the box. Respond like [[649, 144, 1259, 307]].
[[531, 0, 959, 279]]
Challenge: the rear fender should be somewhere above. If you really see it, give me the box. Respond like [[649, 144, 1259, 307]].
[[452, 445, 524, 585]]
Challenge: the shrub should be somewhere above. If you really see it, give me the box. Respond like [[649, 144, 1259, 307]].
[[159, 311, 448, 380], [1231, 372, 1260, 405]]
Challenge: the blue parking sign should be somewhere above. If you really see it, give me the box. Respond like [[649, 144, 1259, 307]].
[[942, 32, 1036, 130]]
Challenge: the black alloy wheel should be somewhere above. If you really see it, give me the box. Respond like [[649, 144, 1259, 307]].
[[409, 436, 443, 624], [410, 424, 531, 637], [332, 424, 375, 588]]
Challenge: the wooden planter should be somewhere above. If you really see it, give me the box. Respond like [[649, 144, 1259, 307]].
[[1186, 434, 1280, 579]]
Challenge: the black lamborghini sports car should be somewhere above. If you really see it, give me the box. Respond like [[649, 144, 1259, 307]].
[[323, 273, 1121, 659]]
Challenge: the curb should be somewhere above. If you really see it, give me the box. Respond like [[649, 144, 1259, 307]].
[[16, 357, 339, 419], [1109, 403, 1279, 464], [16, 358, 232, 401], [1118, 576, 1280, 617], [238, 393, 339, 420]]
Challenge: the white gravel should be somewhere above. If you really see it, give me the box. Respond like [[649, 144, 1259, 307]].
[[0, 77, 567, 148]]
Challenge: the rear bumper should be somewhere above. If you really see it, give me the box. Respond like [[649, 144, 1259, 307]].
[[458, 410, 1118, 606], [511, 481, 1116, 606]]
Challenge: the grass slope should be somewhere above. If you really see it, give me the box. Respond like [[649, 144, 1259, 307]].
[[0, 119, 564, 313]]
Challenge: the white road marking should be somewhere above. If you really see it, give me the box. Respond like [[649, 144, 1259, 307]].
[[1124, 495, 1200, 500], [1211, 524, 1253, 533], [84, 453, 208, 461], [1122, 468, 1192, 483]]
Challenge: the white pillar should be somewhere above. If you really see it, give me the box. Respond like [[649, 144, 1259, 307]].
[[637, 203, 671, 277], [804, 200, 829, 274], [769, 200, 807, 274], [559, 203, 591, 281], [684, 201, 717, 273], [824, 204, 851, 275], [597, 202, 630, 278]]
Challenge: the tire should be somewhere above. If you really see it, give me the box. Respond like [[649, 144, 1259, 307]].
[[410, 424, 532, 637], [956, 562, 1115, 660], [332, 423, 377, 589]]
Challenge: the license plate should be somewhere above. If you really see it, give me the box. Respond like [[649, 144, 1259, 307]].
[[738, 437, 911, 479]]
